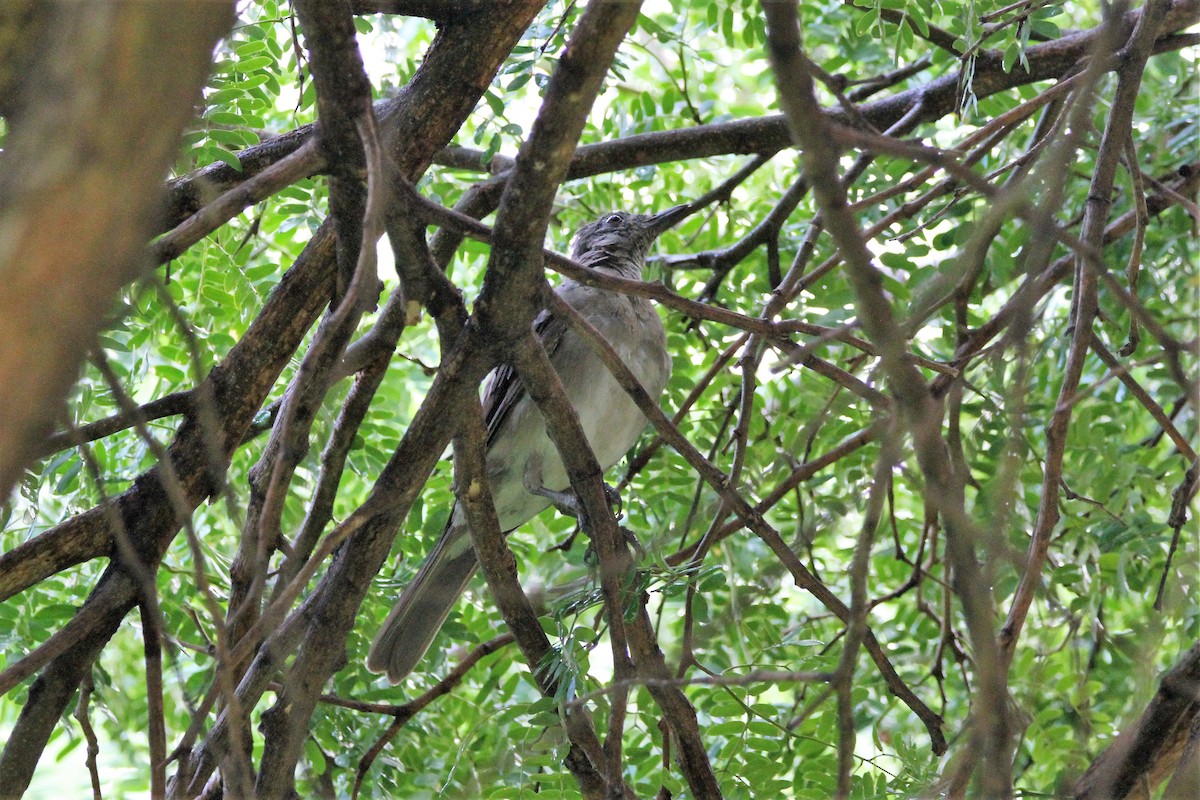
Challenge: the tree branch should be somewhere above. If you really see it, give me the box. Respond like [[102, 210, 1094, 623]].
[[0, 0, 234, 497]]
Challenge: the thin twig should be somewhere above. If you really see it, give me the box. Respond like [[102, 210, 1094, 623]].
[[74, 672, 104, 800], [152, 138, 324, 266]]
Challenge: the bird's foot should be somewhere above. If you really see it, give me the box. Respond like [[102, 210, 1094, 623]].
[[583, 525, 646, 572], [528, 482, 624, 522], [603, 483, 623, 519], [530, 482, 626, 553], [548, 529, 580, 553], [530, 485, 585, 519], [620, 525, 645, 558]]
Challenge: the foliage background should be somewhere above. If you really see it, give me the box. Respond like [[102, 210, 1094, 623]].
[[0, 1, 1196, 798]]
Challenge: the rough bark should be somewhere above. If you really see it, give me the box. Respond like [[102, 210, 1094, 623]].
[[0, 0, 235, 498]]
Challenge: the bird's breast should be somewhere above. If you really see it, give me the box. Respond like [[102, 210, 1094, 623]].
[[483, 291, 670, 530]]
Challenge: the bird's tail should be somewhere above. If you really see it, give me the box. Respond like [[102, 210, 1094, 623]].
[[367, 521, 478, 683]]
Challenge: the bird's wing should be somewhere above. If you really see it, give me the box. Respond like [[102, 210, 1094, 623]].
[[481, 301, 570, 448]]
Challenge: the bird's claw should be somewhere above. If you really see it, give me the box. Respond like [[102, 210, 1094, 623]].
[[528, 482, 624, 523], [529, 485, 584, 519], [620, 525, 645, 559], [548, 528, 580, 553], [531, 482, 627, 554], [604, 483, 623, 520], [583, 526, 645, 570]]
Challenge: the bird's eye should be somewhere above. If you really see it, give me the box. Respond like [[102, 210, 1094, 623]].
[[604, 213, 623, 226]]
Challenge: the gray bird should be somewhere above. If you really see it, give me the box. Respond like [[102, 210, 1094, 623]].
[[367, 205, 687, 684]]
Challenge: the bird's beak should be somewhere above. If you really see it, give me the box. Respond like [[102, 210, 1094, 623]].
[[644, 203, 691, 239]]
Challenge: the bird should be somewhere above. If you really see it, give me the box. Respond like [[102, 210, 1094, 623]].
[[367, 204, 688, 684]]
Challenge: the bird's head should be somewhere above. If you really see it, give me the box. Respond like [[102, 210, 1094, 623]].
[[569, 205, 690, 273]]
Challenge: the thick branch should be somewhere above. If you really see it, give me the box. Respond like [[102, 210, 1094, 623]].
[[0, 1, 234, 497], [1074, 643, 1200, 800]]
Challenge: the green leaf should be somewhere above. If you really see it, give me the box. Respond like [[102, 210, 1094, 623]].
[[236, 55, 273, 72], [1030, 19, 1061, 38], [855, 8, 880, 36], [55, 459, 81, 493], [207, 111, 246, 127], [207, 87, 243, 105], [210, 146, 242, 171], [155, 364, 186, 383], [234, 40, 267, 57], [484, 90, 505, 116], [507, 71, 532, 92]]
